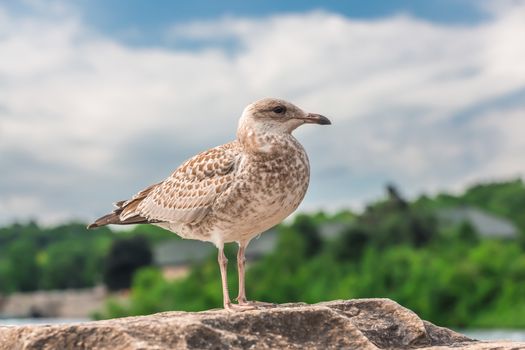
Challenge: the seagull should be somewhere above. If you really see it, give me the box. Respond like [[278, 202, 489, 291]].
[[88, 98, 331, 310]]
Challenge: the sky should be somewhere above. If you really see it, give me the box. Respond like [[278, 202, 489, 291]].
[[1, 0, 524, 225]]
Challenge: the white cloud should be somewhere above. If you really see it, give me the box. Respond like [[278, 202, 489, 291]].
[[0, 2, 524, 224], [473, 108, 525, 179], [0, 194, 71, 224]]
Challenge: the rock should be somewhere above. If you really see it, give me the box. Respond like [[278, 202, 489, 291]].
[[0, 298, 523, 350]]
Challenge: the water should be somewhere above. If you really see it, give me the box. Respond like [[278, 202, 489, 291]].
[[0, 318, 90, 326], [462, 329, 525, 342], [1, 319, 524, 342]]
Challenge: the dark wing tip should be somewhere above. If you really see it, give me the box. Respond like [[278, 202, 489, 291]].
[[86, 223, 98, 229]]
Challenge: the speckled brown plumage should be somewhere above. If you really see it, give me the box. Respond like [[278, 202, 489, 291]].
[[88, 98, 331, 309]]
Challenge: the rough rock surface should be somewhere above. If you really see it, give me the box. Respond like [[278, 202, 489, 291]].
[[0, 299, 523, 350]]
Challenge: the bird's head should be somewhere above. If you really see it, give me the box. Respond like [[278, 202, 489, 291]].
[[237, 98, 330, 151]]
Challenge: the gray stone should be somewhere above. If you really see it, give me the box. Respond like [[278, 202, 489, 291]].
[[0, 298, 523, 350]]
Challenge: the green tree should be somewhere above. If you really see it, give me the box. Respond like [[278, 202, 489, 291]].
[[40, 241, 100, 289], [291, 214, 323, 257], [5, 239, 39, 292], [103, 235, 153, 291], [331, 226, 369, 262]]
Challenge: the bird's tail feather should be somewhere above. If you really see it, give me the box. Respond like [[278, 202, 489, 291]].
[[87, 182, 162, 229], [87, 211, 151, 229]]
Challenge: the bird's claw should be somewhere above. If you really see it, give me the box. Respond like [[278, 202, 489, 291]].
[[237, 299, 277, 308], [224, 302, 257, 311]]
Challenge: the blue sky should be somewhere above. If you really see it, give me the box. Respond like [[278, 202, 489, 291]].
[[6, 0, 491, 46], [77, 0, 487, 25], [75, 0, 490, 36], [0, 0, 524, 224]]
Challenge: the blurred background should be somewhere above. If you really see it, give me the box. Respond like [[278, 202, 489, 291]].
[[1, 0, 524, 340]]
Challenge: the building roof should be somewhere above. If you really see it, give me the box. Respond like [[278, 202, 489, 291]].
[[436, 206, 518, 238], [154, 239, 214, 266]]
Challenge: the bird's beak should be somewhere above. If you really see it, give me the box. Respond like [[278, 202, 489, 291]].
[[299, 113, 332, 125]]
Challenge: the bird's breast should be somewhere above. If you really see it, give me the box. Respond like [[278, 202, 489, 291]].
[[212, 139, 311, 241]]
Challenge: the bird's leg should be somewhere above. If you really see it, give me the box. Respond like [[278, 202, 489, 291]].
[[218, 245, 253, 311], [217, 245, 233, 309], [236, 241, 248, 304], [236, 241, 276, 308]]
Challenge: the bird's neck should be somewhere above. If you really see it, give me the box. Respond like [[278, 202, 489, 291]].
[[237, 125, 297, 156]]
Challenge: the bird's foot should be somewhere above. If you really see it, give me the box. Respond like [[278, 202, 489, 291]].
[[224, 301, 256, 312], [236, 298, 277, 309]]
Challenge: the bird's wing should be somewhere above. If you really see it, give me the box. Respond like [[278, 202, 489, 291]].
[[119, 142, 240, 225]]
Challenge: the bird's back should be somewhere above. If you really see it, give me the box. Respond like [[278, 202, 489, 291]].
[[88, 141, 242, 231]]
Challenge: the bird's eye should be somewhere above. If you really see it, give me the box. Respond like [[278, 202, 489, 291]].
[[273, 106, 286, 114]]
